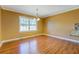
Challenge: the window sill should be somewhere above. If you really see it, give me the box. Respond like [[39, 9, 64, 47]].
[[19, 30, 38, 33]]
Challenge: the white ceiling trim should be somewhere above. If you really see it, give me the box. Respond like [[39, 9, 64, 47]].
[[44, 7, 79, 17], [1, 5, 79, 18]]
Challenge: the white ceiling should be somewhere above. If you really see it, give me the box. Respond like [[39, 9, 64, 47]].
[[1, 5, 79, 18]]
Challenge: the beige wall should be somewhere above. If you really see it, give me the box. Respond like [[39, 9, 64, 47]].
[[44, 9, 79, 37], [0, 7, 1, 40], [1, 8, 79, 41], [1, 9, 43, 40]]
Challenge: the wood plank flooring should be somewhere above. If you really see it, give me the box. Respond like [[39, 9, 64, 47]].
[[0, 35, 79, 54]]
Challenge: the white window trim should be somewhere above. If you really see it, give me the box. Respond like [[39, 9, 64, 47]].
[[19, 16, 38, 32]]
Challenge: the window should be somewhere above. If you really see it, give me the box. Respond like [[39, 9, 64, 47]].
[[29, 19, 37, 31], [19, 16, 37, 32]]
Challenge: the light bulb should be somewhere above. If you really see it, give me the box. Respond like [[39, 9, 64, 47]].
[[37, 17, 40, 21]]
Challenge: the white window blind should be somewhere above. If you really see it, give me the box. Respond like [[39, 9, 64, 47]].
[[19, 16, 37, 32]]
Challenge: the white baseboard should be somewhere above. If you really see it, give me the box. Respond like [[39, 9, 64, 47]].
[[0, 34, 43, 47], [0, 34, 79, 48], [44, 34, 79, 44]]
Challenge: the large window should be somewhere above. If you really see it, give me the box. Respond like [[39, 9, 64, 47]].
[[19, 16, 37, 32]]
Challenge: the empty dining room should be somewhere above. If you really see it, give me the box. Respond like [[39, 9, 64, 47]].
[[0, 5, 79, 54]]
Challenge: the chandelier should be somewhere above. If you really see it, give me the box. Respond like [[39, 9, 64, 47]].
[[35, 8, 40, 21]]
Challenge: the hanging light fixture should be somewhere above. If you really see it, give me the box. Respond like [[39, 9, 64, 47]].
[[35, 8, 40, 21]]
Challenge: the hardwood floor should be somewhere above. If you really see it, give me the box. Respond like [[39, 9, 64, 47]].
[[0, 35, 79, 54]]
